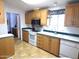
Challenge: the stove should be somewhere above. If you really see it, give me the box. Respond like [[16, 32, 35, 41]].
[[29, 31, 37, 46]]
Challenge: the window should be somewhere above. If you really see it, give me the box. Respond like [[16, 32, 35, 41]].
[[47, 9, 65, 31]]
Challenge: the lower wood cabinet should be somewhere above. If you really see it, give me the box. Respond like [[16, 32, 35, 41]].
[[50, 37, 60, 56], [37, 34, 60, 56], [37, 35, 50, 52], [22, 30, 29, 42], [0, 37, 15, 58]]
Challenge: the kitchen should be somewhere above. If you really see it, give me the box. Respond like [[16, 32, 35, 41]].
[[0, 0, 79, 59]]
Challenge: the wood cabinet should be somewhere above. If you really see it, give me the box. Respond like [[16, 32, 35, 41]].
[[40, 9, 48, 25], [65, 3, 79, 27], [25, 9, 48, 25], [0, 0, 4, 23], [22, 30, 29, 42], [50, 37, 60, 56], [0, 37, 15, 58], [37, 34, 60, 56], [34, 10, 41, 18], [37, 35, 50, 52], [25, 12, 32, 24]]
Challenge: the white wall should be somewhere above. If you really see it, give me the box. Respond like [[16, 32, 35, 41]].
[[57, 14, 79, 34], [0, 7, 8, 34], [0, 3, 26, 40], [4, 5, 26, 40]]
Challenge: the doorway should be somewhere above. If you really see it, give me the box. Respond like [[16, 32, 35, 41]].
[[6, 12, 21, 39]]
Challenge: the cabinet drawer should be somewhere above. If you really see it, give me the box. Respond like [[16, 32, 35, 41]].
[[61, 39, 76, 48], [37, 42, 43, 49]]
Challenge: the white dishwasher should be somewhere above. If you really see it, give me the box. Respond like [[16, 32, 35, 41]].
[[29, 31, 37, 46]]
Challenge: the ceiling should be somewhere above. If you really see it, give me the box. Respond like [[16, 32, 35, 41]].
[[4, 0, 79, 11]]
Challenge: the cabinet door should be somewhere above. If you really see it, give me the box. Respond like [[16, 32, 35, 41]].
[[0, 0, 4, 24], [40, 9, 48, 25], [31, 11, 36, 19], [37, 35, 44, 49], [74, 3, 79, 27], [50, 37, 60, 56], [0, 37, 15, 57], [35, 10, 41, 19], [37, 35, 50, 52], [42, 35, 50, 51], [23, 31, 29, 42], [25, 12, 31, 24], [65, 4, 75, 27]]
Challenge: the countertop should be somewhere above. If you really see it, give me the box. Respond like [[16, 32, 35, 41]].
[[23, 29, 79, 43], [37, 31, 79, 43], [0, 34, 14, 38]]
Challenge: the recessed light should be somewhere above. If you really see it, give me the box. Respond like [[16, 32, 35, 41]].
[[21, 0, 47, 5]]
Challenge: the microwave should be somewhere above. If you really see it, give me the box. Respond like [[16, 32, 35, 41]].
[[31, 18, 42, 32], [31, 18, 40, 25]]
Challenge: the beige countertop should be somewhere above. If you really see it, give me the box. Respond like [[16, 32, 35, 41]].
[[37, 31, 79, 43], [0, 34, 14, 38], [23, 29, 79, 43]]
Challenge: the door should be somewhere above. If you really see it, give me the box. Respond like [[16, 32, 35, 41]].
[[6, 13, 21, 39], [16, 14, 21, 39]]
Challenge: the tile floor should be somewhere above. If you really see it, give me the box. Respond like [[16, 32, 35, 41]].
[[11, 40, 56, 59]]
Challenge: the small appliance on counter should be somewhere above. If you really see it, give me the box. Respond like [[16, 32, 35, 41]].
[[31, 18, 42, 32]]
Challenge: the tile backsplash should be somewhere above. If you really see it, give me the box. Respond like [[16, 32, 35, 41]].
[[0, 24, 8, 34]]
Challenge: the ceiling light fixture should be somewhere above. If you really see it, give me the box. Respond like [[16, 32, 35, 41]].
[[53, 2, 57, 6], [21, 0, 47, 5]]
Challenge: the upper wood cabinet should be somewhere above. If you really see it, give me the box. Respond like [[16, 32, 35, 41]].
[[25, 9, 48, 25], [35, 10, 41, 18], [65, 3, 79, 27], [25, 12, 32, 24], [40, 9, 48, 25], [0, 0, 4, 24]]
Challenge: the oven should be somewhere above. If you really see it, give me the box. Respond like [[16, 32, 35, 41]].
[[29, 31, 37, 46]]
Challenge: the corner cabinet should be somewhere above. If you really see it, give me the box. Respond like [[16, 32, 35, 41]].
[[65, 3, 79, 27], [0, 0, 4, 23], [37, 34, 60, 56], [25, 9, 48, 25], [22, 30, 29, 42]]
